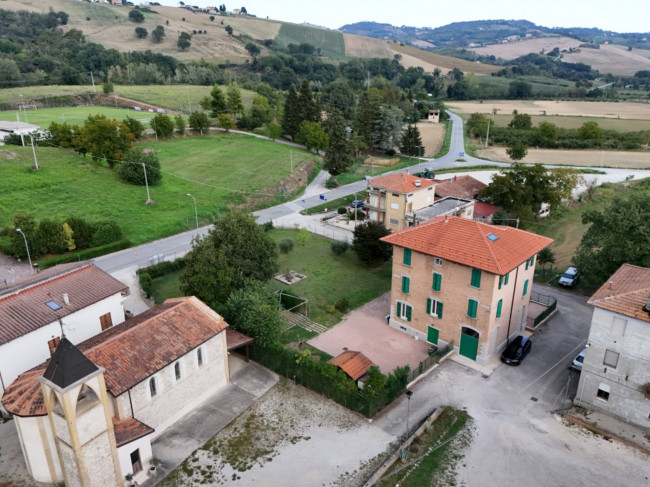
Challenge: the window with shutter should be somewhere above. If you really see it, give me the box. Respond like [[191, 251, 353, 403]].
[[496, 299, 503, 318], [523, 279, 529, 296], [405, 305, 412, 322], [505, 272, 510, 285], [467, 299, 478, 318], [99, 312, 113, 331], [48, 337, 60, 356], [427, 298, 443, 318], [432, 272, 442, 291], [471, 268, 481, 288], [498, 276, 503, 289], [402, 276, 410, 293], [403, 248, 411, 266]]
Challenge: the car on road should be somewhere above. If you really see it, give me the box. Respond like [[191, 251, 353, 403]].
[[572, 349, 585, 370], [350, 200, 366, 209], [559, 267, 579, 287], [500, 335, 532, 365]]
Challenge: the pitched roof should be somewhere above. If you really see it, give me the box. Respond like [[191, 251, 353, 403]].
[[2, 297, 229, 417], [226, 328, 254, 350], [113, 417, 154, 447], [42, 337, 99, 389], [369, 173, 436, 193], [435, 175, 486, 199], [474, 201, 500, 218], [588, 264, 650, 323], [381, 216, 553, 275], [0, 263, 128, 346], [328, 351, 374, 381]]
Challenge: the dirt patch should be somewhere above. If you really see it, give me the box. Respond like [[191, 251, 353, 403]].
[[363, 156, 399, 167], [416, 122, 446, 157], [476, 146, 650, 168]]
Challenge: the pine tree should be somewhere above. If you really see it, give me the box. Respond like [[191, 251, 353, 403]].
[[210, 84, 227, 117], [354, 88, 382, 148], [281, 85, 301, 138], [324, 109, 353, 176], [399, 124, 423, 156], [297, 79, 320, 123], [226, 83, 244, 117]]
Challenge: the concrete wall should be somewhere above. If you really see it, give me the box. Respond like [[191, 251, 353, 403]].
[[576, 307, 650, 428], [0, 293, 125, 398], [119, 331, 229, 439], [389, 247, 536, 363], [14, 415, 62, 483]]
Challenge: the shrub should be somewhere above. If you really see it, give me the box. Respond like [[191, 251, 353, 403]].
[[128, 9, 145, 23], [40, 240, 130, 269], [262, 221, 274, 232], [136, 257, 187, 279], [278, 238, 294, 254], [37, 219, 66, 254], [325, 176, 338, 189], [337, 207, 347, 215], [91, 220, 123, 246], [118, 149, 162, 186], [334, 298, 349, 313], [139, 272, 153, 298], [64, 216, 94, 249], [330, 240, 349, 256]]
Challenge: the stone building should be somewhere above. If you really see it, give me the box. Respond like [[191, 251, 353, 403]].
[[381, 216, 553, 364], [575, 264, 650, 429], [2, 296, 231, 485]]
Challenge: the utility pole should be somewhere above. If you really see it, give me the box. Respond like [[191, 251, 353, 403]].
[[90, 71, 96, 93], [485, 119, 491, 148], [20, 94, 28, 123], [16, 113, 24, 146], [516, 218, 520, 229], [30, 135, 40, 170], [142, 163, 152, 204]]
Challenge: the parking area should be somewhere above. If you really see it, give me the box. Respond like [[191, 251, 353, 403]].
[[309, 292, 431, 374]]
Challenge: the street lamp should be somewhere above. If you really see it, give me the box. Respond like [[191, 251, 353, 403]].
[[16, 228, 33, 273], [186, 193, 198, 229], [20, 94, 28, 123], [405, 389, 413, 438]]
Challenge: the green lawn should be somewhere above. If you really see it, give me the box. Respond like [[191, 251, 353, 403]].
[[275, 24, 346, 59], [151, 269, 184, 304], [0, 85, 94, 105], [0, 106, 154, 128], [0, 135, 316, 255], [268, 229, 392, 326]]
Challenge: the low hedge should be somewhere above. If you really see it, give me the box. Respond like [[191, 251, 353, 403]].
[[39, 240, 131, 269], [136, 257, 187, 279]]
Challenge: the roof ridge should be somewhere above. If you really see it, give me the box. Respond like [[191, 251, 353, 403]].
[[0, 263, 93, 302], [590, 286, 650, 303], [475, 220, 502, 274]]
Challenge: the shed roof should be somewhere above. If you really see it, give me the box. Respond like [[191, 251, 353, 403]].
[[328, 351, 374, 381], [435, 175, 486, 199], [113, 417, 154, 447], [588, 264, 650, 323]]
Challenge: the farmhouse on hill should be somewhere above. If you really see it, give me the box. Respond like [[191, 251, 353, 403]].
[[381, 216, 553, 365]]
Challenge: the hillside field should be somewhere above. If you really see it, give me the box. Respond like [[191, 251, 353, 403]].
[[476, 147, 650, 168], [0, 135, 316, 250], [0, 106, 154, 128], [467, 114, 650, 131]]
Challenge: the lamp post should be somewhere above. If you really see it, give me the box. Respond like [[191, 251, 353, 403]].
[[186, 193, 198, 229], [405, 389, 413, 438], [16, 228, 33, 273]]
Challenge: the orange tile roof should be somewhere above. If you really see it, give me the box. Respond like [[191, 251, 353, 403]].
[[328, 351, 374, 381], [381, 216, 553, 275], [113, 417, 154, 447], [588, 264, 650, 323], [2, 297, 229, 417], [435, 175, 486, 199], [0, 263, 128, 346], [474, 201, 500, 218], [226, 328, 253, 350], [369, 173, 436, 193]]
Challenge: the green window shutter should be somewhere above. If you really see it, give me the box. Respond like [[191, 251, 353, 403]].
[[523, 279, 529, 297], [433, 273, 442, 292], [471, 268, 482, 288], [531, 255, 535, 266], [403, 248, 412, 266], [438, 301, 444, 319], [427, 326, 439, 345], [426, 298, 432, 315], [396, 303, 402, 318], [496, 299, 503, 318], [525, 259, 529, 270], [467, 299, 478, 318], [406, 305, 412, 322], [498, 276, 503, 289], [402, 276, 410, 294], [505, 272, 510, 285]]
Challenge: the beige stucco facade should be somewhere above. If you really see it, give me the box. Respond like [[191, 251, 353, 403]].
[[367, 184, 437, 231], [389, 246, 537, 365]]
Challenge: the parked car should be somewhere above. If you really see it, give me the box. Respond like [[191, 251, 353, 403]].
[[500, 335, 532, 365], [350, 200, 366, 209], [572, 349, 586, 370], [559, 267, 579, 287]]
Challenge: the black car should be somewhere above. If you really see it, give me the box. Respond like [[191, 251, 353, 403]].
[[500, 335, 532, 365]]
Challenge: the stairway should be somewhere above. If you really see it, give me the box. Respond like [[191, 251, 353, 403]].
[[282, 311, 328, 334]]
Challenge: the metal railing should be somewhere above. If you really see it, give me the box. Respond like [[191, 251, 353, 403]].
[[406, 342, 453, 383], [530, 292, 557, 327]]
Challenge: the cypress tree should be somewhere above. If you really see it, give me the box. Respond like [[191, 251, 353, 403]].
[[324, 109, 353, 176], [282, 85, 301, 138], [297, 79, 320, 123]]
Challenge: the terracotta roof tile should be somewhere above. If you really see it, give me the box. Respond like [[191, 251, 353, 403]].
[[226, 328, 253, 350], [370, 173, 436, 193], [588, 264, 650, 323], [435, 175, 486, 199], [328, 351, 374, 381], [0, 263, 128, 346], [2, 297, 229, 417], [381, 216, 553, 275], [474, 201, 500, 218], [113, 417, 154, 447]]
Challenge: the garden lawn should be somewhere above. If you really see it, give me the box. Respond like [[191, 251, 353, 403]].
[[0, 106, 154, 128], [268, 229, 392, 327], [151, 269, 184, 304], [0, 135, 316, 255]]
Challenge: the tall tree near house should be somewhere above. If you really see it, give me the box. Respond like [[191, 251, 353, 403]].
[[323, 108, 353, 175], [281, 84, 301, 139], [399, 124, 423, 156], [372, 106, 404, 153], [352, 221, 393, 266], [536, 247, 555, 274], [354, 88, 382, 148], [295, 121, 328, 153], [226, 83, 244, 117], [209, 84, 227, 117], [297, 79, 320, 123]]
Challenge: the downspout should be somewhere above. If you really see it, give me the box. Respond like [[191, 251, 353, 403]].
[[127, 389, 135, 419], [505, 264, 520, 347]]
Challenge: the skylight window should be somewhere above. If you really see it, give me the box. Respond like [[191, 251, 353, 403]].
[[45, 300, 62, 311], [486, 233, 499, 242]]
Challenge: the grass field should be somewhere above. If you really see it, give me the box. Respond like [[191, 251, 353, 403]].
[[476, 147, 650, 168], [0, 85, 93, 106], [389, 43, 500, 75], [151, 268, 184, 304], [0, 106, 154, 128], [276, 23, 346, 59], [0, 135, 316, 252], [468, 113, 650, 131], [268, 229, 392, 327], [476, 75, 574, 96]]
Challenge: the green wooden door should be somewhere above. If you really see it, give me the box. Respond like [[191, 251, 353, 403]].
[[459, 330, 479, 361], [427, 326, 439, 345]]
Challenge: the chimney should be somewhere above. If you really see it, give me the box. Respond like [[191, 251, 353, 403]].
[[414, 179, 421, 187], [63, 293, 70, 306]]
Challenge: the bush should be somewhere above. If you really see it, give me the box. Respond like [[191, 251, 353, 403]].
[[136, 257, 187, 279], [64, 216, 94, 249], [40, 240, 130, 269], [330, 240, 349, 256], [349, 209, 366, 221], [128, 9, 145, 23], [91, 220, 123, 246], [37, 219, 66, 254], [262, 221, 274, 232], [278, 238, 294, 254], [325, 176, 339, 189], [118, 149, 162, 186], [334, 297, 349, 313], [139, 272, 153, 298], [337, 207, 347, 215], [352, 221, 392, 266]]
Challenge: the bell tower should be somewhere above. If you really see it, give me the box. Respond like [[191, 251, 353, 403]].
[[39, 338, 122, 487]]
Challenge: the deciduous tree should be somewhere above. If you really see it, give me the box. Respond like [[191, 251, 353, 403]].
[[372, 106, 403, 153], [118, 149, 162, 186], [177, 32, 191, 50], [352, 221, 392, 266], [174, 114, 185, 134], [150, 113, 174, 139], [295, 121, 328, 152], [77, 115, 135, 166], [509, 113, 532, 129], [151, 25, 165, 43], [135, 27, 148, 39], [506, 140, 528, 161], [128, 9, 144, 23], [188, 111, 210, 133], [123, 116, 145, 139]]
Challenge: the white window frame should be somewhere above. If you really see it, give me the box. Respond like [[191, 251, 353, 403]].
[[611, 317, 627, 337], [429, 298, 442, 318], [434, 257, 443, 266], [596, 383, 611, 402]]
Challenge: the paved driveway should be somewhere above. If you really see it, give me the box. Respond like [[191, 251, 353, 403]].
[[309, 293, 431, 374]]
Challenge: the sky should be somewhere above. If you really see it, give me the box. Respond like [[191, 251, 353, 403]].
[[155, 1, 650, 33]]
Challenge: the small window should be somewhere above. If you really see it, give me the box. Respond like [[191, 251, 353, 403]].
[[596, 383, 610, 401], [496, 299, 503, 318], [504, 272, 510, 285], [611, 317, 627, 337], [523, 279, 529, 297], [434, 257, 443, 266], [603, 349, 619, 368], [48, 337, 61, 356], [467, 299, 478, 319], [396, 302, 412, 322], [403, 248, 412, 266], [432, 272, 442, 292], [427, 298, 444, 318], [149, 378, 157, 397], [486, 233, 499, 242], [401, 276, 410, 294], [530, 255, 535, 266], [99, 312, 113, 331], [389, 218, 399, 225], [174, 362, 181, 381], [525, 259, 529, 270], [197, 348, 203, 367], [470, 268, 481, 288]]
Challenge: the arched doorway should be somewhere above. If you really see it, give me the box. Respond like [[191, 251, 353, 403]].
[[459, 327, 480, 361]]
